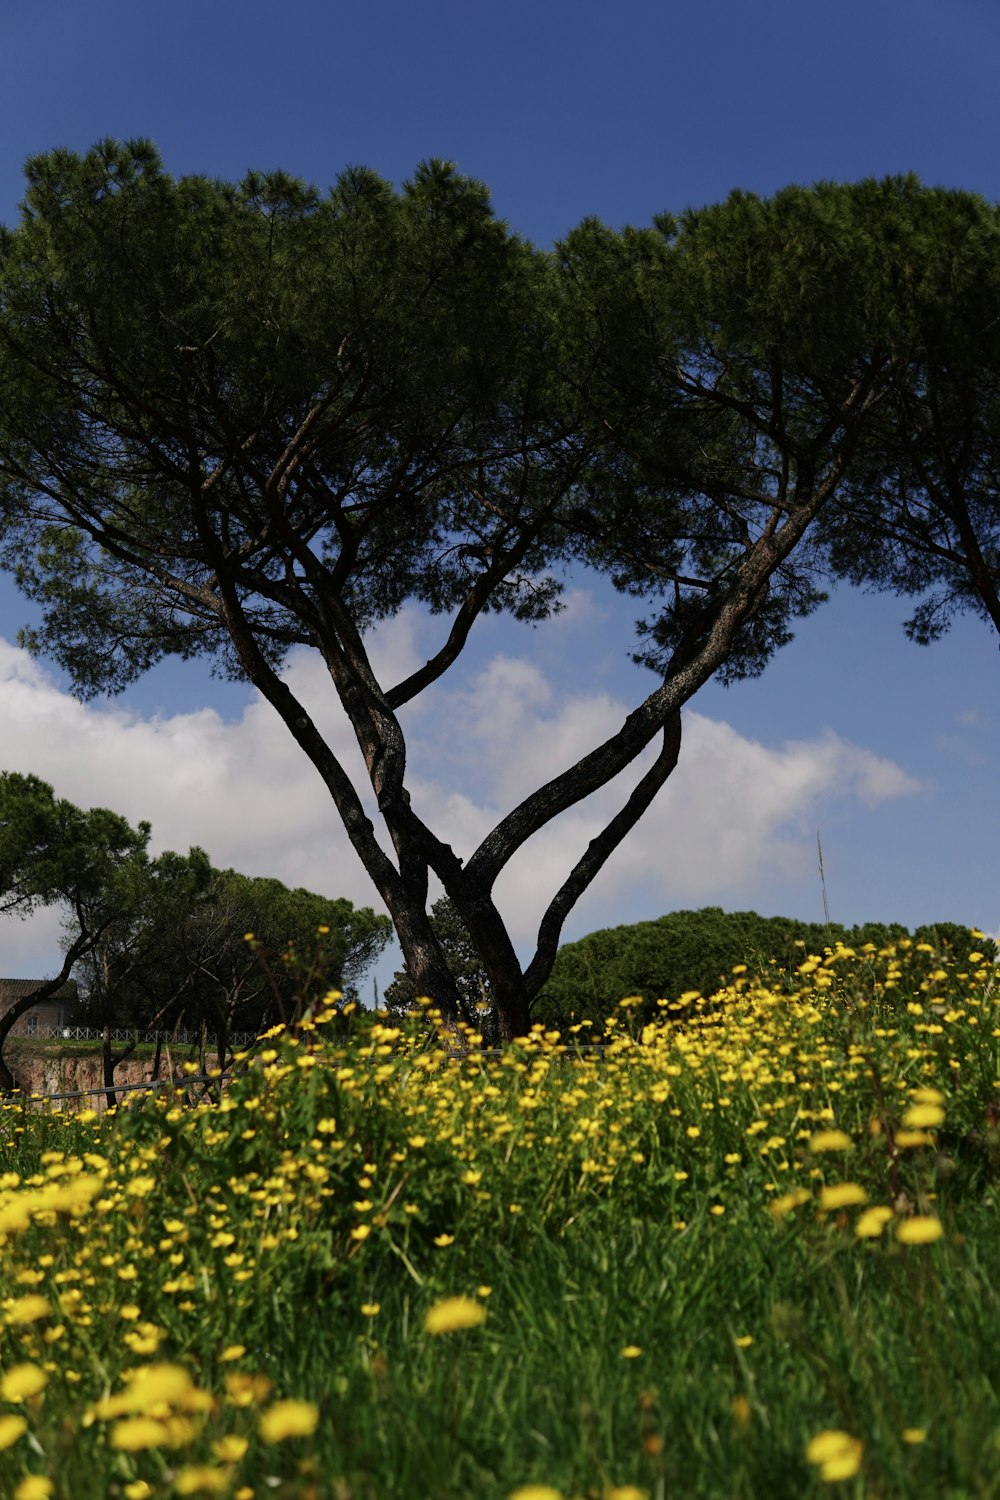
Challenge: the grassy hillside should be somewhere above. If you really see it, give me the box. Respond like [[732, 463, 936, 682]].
[[0, 932, 995, 1497]]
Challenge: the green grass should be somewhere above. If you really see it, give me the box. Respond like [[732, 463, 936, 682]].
[[0, 935, 996, 1498]]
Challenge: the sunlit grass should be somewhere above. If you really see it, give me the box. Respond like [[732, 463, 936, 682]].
[[0, 934, 996, 1495]]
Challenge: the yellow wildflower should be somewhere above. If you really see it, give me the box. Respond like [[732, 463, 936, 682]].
[[855, 1207, 893, 1238], [903, 1104, 944, 1128], [769, 1188, 810, 1218], [424, 1297, 487, 1334], [258, 1399, 319, 1442], [805, 1429, 863, 1481], [896, 1217, 944, 1244], [808, 1130, 853, 1153], [0, 1414, 26, 1449], [212, 1434, 249, 1462], [0, 1364, 47, 1401], [110, 1417, 170, 1451], [14, 1478, 54, 1500], [174, 1468, 231, 1495], [819, 1182, 868, 1211], [3, 1295, 50, 1325]]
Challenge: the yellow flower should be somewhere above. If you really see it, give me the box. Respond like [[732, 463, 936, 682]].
[[258, 1399, 319, 1443], [14, 1478, 53, 1500], [507, 1488, 563, 1500], [819, 1182, 868, 1211], [605, 1488, 648, 1500], [3, 1295, 50, 1325], [224, 1373, 272, 1408], [110, 1417, 170, 1451], [620, 1346, 642, 1359], [902, 1428, 927, 1444], [220, 1345, 246, 1362], [808, 1130, 853, 1153], [896, 1217, 944, 1245], [424, 1297, 487, 1335], [174, 1468, 231, 1495], [855, 1207, 893, 1238], [433, 1234, 456, 1247], [1, 1364, 47, 1401], [93, 1363, 204, 1420], [0, 1414, 26, 1449], [769, 1188, 810, 1218], [360, 1303, 381, 1317], [895, 1130, 935, 1148], [126, 1175, 156, 1197], [124, 1484, 153, 1500], [212, 1434, 249, 1462], [735, 1335, 753, 1348], [903, 1104, 944, 1128], [805, 1429, 863, 1481], [349, 1225, 371, 1242]]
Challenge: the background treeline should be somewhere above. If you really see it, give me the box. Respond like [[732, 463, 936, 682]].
[[0, 770, 392, 1092]]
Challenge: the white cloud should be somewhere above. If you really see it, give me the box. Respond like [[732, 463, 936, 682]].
[[483, 714, 921, 949], [0, 614, 922, 981]]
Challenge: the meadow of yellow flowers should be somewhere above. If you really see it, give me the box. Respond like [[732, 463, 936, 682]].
[[0, 933, 996, 1497]]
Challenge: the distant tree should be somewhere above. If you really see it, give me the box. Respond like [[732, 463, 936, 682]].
[[532, 908, 840, 1027], [59, 844, 217, 1101], [0, 771, 152, 1091], [0, 146, 994, 1037], [382, 895, 495, 1039], [911, 921, 998, 967], [532, 907, 996, 1029], [65, 859, 392, 1067]]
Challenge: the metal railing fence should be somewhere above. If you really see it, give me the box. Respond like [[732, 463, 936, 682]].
[[10, 1024, 259, 1048]]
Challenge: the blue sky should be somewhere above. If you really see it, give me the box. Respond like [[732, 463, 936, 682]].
[[0, 0, 997, 996]]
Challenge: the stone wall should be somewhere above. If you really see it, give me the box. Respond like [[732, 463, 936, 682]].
[[5, 1043, 220, 1112]]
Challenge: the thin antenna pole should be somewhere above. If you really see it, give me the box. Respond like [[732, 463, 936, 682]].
[[817, 832, 831, 928]]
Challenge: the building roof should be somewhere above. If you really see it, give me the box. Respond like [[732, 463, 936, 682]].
[[0, 979, 78, 1002]]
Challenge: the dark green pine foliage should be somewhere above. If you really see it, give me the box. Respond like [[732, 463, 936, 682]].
[[533, 907, 997, 1030], [815, 180, 1000, 644]]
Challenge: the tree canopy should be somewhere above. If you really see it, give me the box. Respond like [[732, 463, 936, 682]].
[[0, 142, 996, 1037]]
